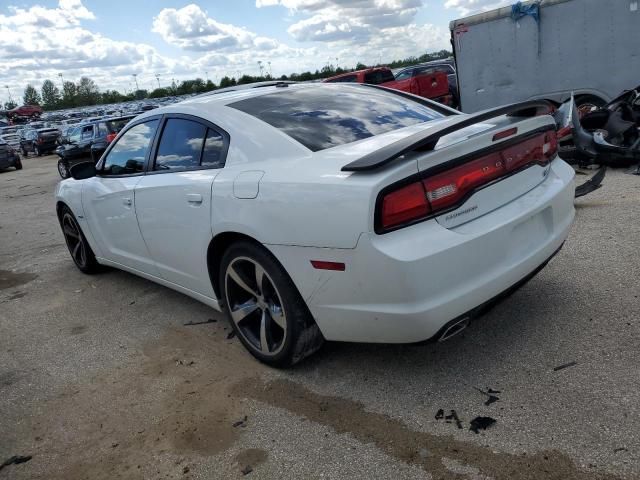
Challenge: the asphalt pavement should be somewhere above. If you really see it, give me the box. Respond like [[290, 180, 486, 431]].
[[1, 154, 639, 479]]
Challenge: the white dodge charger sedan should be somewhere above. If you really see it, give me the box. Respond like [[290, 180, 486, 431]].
[[55, 83, 575, 366]]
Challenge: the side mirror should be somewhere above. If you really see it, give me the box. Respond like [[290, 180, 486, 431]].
[[70, 161, 97, 180]]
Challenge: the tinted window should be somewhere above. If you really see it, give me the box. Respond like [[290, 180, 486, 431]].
[[81, 125, 93, 140], [102, 120, 158, 175], [105, 117, 133, 134], [326, 75, 357, 83], [394, 70, 411, 81], [97, 123, 109, 137], [154, 118, 206, 171], [363, 70, 395, 85], [68, 127, 81, 143], [230, 86, 443, 152], [201, 129, 225, 168]]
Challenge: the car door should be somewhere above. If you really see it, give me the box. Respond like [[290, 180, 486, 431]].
[[82, 118, 161, 275], [134, 114, 229, 297]]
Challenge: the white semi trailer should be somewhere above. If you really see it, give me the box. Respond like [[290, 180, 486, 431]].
[[450, 0, 640, 112]]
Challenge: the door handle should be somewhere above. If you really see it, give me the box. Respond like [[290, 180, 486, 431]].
[[186, 193, 203, 205], [122, 197, 132, 207]]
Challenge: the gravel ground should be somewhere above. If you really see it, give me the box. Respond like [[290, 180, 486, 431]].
[[1, 155, 639, 480]]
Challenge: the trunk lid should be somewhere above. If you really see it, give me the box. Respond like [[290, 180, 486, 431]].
[[416, 114, 557, 228]]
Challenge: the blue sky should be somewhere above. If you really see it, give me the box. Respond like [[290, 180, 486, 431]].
[[0, 0, 509, 100]]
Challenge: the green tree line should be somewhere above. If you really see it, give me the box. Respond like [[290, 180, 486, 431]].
[[11, 50, 451, 111]]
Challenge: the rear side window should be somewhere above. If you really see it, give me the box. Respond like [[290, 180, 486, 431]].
[[154, 118, 206, 171], [102, 120, 158, 175], [97, 123, 109, 137], [201, 129, 225, 168], [105, 118, 133, 134], [230, 86, 443, 152], [326, 75, 358, 83], [363, 70, 395, 85]]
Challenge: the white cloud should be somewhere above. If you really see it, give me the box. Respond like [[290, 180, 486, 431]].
[[0, 1, 194, 99], [152, 4, 280, 52], [444, 0, 512, 16], [258, 0, 424, 42]]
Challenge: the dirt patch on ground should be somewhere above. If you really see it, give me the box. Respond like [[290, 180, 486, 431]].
[[0, 269, 37, 290], [12, 326, 264, 480], [232, 378, 624, 480]]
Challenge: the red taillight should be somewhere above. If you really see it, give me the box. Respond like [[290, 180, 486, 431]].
[[380, 182, 430, 229], [377, 130, 557, 232], [37, 137, 44, 144], [106, 133, 117, 143]]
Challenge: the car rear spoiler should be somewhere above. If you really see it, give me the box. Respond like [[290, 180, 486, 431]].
[[341, 100, 554, 172]]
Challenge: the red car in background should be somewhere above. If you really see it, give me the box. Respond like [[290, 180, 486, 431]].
[[323, 67, 454, 107], [9, 105, 43, 119]]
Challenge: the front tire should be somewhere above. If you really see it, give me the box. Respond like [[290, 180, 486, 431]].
[[14, 158, 22, 170], [59, 206, 100, 274], [34, 145, 41, 157], [219, 241, 324, 367]]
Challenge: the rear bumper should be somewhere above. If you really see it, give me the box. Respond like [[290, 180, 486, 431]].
[[267, 158, 575, 343]]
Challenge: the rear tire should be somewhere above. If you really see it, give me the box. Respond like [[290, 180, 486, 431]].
[[21, 146, 28, 156], [34, 146, 41, 157], [14, 158, 22, 170], [219, 241, 324, 367], [59, 205, 100, 274], [57, 159, 70, 179]]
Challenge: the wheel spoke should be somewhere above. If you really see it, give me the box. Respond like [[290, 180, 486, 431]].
[[255, 264, 266, 296], [228, 265, 258, 297], [63, 225, 79, 239], [230, 300, 259, 325], [72, 241, 82, 262], [259, 310, 270, 353], [268, 304, 286, 330]]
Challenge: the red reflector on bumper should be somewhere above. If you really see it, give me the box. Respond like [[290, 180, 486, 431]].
[[311, 260, 345, 271]]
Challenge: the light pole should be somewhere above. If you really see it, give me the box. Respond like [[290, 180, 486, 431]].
[[58, 73, 65, 90], [132, 73, 139, 91], [267, 61, 272, 77], [257, 60, 263, 77], [155, 74, 161, 89], [205, 71, 209, 82]]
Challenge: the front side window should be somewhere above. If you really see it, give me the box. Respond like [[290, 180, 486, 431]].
[[102, 120, 158, 175], [68, 127, 81, 143], [154, 118, 206, 171], [230, 85, 444, 152]]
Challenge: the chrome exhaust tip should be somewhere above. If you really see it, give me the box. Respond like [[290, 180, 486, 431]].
[[438, 317, 470, 342]]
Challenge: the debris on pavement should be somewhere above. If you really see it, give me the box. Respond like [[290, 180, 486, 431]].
[[0, 455, 32, 471], [233, 416, 248, 428], [445, 410, 463, 429], [241, 465, 253, 475], [182, 465, 190, 474], [227, 330, 236, 339], [553, 361, 578, 372], [470, 417, 496, 434], [474, 387, 500, 406], [435, 409, 444, 420], [184, 318, 217, 326]]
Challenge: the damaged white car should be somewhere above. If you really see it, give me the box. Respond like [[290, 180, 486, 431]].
[[55, 83, 575, 366]]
